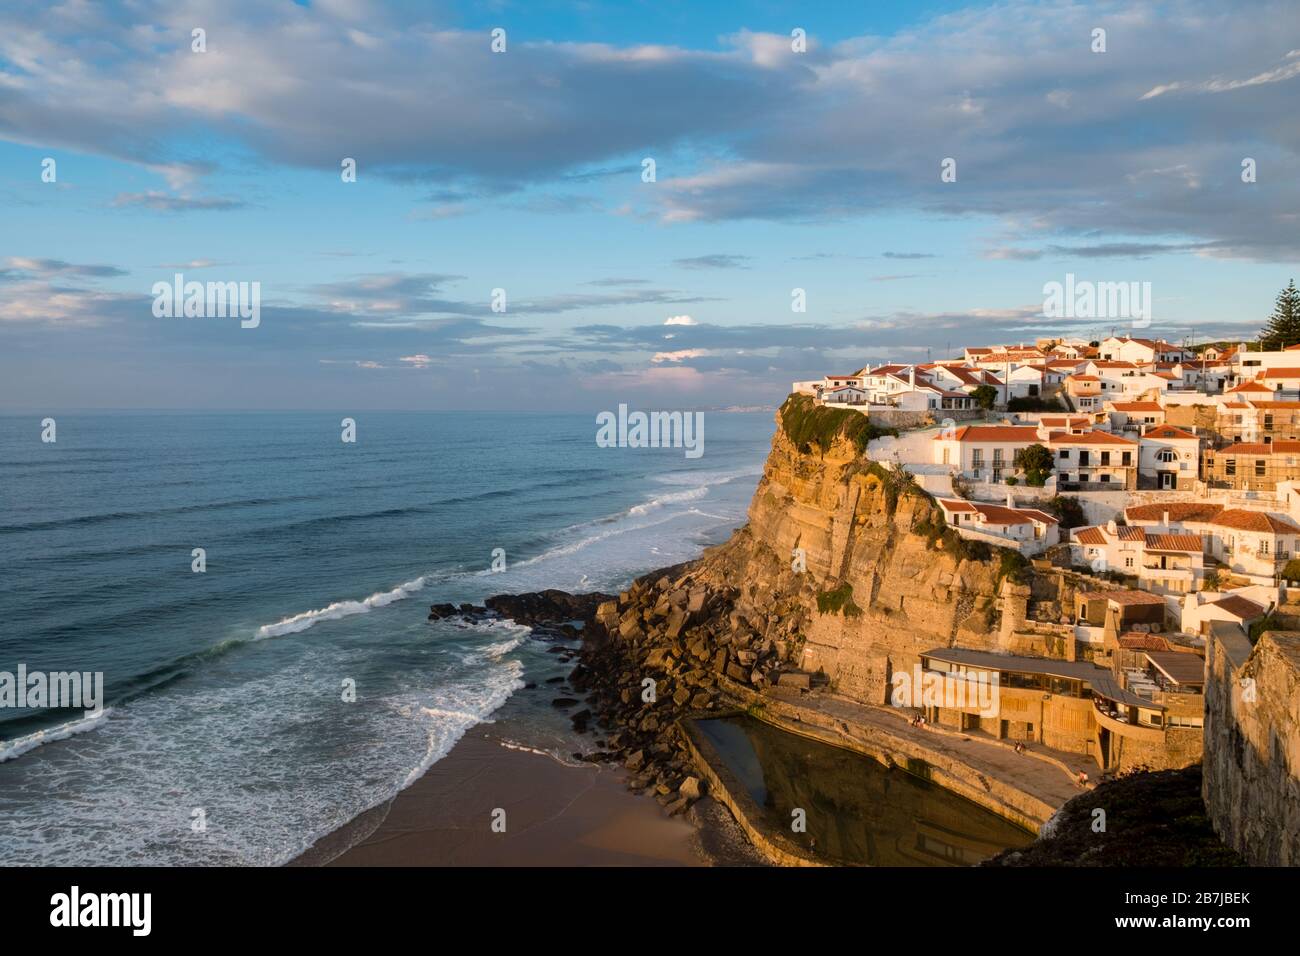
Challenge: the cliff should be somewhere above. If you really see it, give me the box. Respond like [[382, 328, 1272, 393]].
[[1203, 626, 1300, 865], [683, 398, 1009, 703], [551, 398, 1031, 812]]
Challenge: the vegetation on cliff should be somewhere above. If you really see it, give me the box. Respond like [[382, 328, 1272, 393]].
[[779, 394, 896, 456], [816, 582, 862, 617]]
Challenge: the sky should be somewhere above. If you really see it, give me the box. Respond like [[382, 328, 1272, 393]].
[[1, 0, 1298, 411]]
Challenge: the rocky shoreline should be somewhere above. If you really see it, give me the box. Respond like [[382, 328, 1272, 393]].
[[433, 553, 809, 822]]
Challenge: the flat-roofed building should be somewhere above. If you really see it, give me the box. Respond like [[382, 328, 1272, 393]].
[[916, 646, 1201, 771]]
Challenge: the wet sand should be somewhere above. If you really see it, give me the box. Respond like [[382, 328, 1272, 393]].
[[293, 728, 709, 867]]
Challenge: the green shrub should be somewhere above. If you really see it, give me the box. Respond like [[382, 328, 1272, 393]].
[[1043, 494, 1086, 530], [996, 548, 1031, 585], [1005, 476, 1019, 486], [816, 582, 862, 616], [1007, 396, 1065, 412], [779, 394, 896, 456]]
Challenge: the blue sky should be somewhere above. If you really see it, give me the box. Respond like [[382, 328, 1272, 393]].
[[1, 0, 1298, 410]]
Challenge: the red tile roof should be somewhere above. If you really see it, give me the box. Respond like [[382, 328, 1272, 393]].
[[1119, 633, 1172, 651], [1144, 533, 1203, 552], [937, 499, 1057, 525], [1208, 594, 1267, 619], [1141, 425, 1199, 440], [1210, 509, 1300, 534], [1049, 430, 1138, 446], [1125, 502, 1224, 523], [933, 425, 1040, 443], [1214, 440, 1300, 455]]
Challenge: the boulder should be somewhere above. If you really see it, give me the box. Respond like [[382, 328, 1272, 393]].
[[679, 776, 704, 801]]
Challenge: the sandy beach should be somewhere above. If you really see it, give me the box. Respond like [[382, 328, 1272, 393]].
[[293, 719, 737, 867]]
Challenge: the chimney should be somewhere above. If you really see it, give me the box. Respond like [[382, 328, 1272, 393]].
[[1107, 519, 1117, 535], [1163, 510, 1170, 528], [909, 366, 916, 388], [1006, 491, 1014, 509]]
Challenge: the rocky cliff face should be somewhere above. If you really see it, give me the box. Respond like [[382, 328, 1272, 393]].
[[685, 414, 1006, 705], [549, 407, 1017, 809]]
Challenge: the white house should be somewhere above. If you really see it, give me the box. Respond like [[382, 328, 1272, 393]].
[[937, 496, 1060, 555], [1048, 430, 1138, 489], [819, 384, 869, 406], [1099, 336, 1193, 365], [932, 425, 1040, 482], [995, 365, 1047, 401], [1125, 503, 1300, 584], [1071, 521, 1207, 594], [1137, 424, 1201, 491], [1179, 589, 1272, 636], [1259, 367, 1300, 400], [1106, 400, 1165, 432]]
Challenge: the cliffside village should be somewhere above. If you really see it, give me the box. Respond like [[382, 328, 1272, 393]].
[[789, 335, 1300, 831]]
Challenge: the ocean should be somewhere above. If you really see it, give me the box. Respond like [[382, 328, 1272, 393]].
[[0, 410, 773, 865]]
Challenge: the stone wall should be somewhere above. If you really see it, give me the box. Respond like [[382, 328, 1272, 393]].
[[1202, 626, 1300, 865]]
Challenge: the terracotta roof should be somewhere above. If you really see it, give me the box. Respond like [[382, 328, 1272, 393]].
[[1067, 374, 1100, 382], [1110, 401, 1163, 412], [1119, 633, 1172, 651], [1092, 361, 1142, 369], [1208, 594, 1266, 619], [1141, 425, 1199, 440], [1117, 526, 1145, 541], [1144, 533, 1203, 552], [938, 499, 1057, 526], [1209, 509, 1300, 534], [1214, 440, 1300, 455], [1246, 401, 1300, 409], [1262, 368, 1300, 379], [1228, 381, 1273, 393], [937, 498, 977, 513], [1125, 502, 1223, 523], [1078, 589, 1167, 606], [1073, 526, 1107, 545], [1049, 430, 1138, 446], [933, 425, 1040, 443]]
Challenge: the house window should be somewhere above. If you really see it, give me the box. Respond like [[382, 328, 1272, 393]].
[[1256, 459, 1267, 477], [1100, 474, 1111, 483], [1261, 539, 1270, 555], [1157, 449, 1176, 463], [1226, 459, 1236, 476], [1125, 557, 1134, 568], [1122, 452, 1132, 466], [1080, 450, 1091, 466], [1058, 449, 1069, 460]]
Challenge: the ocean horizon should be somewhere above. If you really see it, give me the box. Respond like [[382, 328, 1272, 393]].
[[0, 410, 774, 865]]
